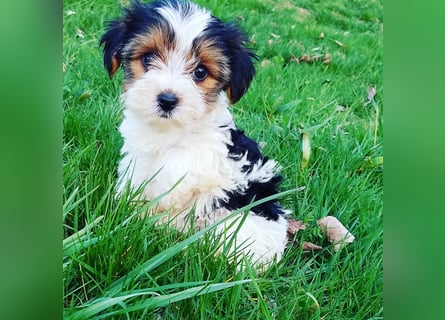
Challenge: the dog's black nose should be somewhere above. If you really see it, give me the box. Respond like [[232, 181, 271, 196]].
[[157, 92, 178, 112]]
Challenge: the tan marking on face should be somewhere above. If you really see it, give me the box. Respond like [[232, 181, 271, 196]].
[[122, 26, 176, 84], [109, 55, 120, 78], [192, 38, 230, 103], [194, 39, 229, 83], [226, 86, 233, 104], [131, 27, 175, 61]]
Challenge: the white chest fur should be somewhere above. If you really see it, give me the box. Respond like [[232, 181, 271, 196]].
[[117, 105, 249, 229]]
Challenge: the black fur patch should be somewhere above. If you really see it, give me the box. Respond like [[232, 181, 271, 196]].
[[222, 129, 286, 221], [100, 0, 179, 76], [201, 19, 257, 103]]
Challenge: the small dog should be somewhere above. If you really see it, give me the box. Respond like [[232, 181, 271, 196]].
[[100, 0, 290, 267]]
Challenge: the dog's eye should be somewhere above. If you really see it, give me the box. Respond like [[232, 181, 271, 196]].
[[193, 65, 208, 81], [141, 52, 155, 68]]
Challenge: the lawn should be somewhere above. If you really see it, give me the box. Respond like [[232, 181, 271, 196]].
[[63, 0, 383, 318]]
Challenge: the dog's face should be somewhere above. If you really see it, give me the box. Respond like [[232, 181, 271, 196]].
[[100, 0, 256, 126]]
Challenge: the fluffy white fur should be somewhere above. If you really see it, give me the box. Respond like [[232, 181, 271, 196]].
[[105, 0, 289, 268], [216, 214, 289, 266], [118, 90, 288, 267]]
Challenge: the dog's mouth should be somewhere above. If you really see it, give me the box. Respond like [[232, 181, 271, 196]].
[[158, 109, 174, 119]]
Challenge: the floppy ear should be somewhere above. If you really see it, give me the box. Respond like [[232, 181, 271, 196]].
[[223, 23, 257, 104], [99, 19, 127, 78]]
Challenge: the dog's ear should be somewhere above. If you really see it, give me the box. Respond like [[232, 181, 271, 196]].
[[100, 19, 127, 78], [223, 23, 257, 104]]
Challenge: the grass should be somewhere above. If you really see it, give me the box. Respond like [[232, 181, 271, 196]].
[[63, 0, 383, 318]]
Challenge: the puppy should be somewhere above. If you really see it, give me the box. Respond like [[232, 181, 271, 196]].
[[100, 0, 290, 267]]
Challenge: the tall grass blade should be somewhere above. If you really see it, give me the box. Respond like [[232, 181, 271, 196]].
[[68, 280, 251, 319], [105, 188, 298, 296]]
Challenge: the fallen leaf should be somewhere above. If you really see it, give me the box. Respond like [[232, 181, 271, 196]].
[[295, 52, 330, 65], [260, 60, 271, 67], [290, 55, 298, 62], [317, 216, 355, 251], [301, 133, 311, 170], [302, 242, 323, 251], [76, 28, 85, 39], [287, 218, 306, 239], [299, 53, 311, 63], [367, 86, 377, 102], [323, 53, 331, 64], [334, 40, 344, 47]]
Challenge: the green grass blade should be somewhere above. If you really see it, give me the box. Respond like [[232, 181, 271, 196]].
[[63, 215, 104, 249], [68, 280, 251, 319], [63, 186, 99, 221], [105, 188, 299, 296]]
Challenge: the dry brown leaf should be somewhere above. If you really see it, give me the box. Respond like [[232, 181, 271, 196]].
[[296, 52, 330, 65], [302, 242, 323, 251], [287, 218, 306, 239], [317, 216, 355, 251], [299, 54, 311, 63], [323, 53, 331, 64]]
